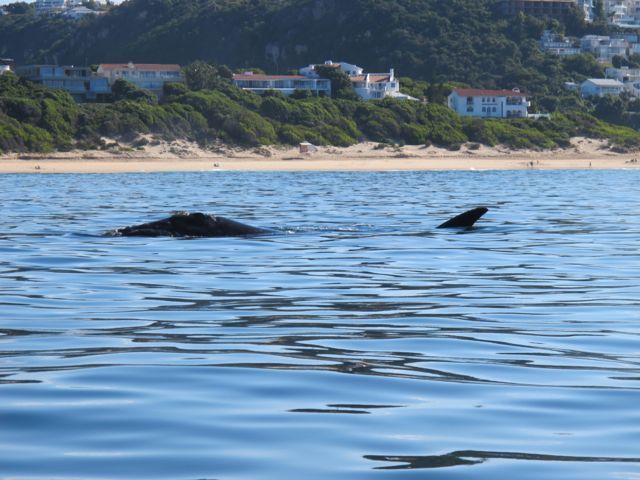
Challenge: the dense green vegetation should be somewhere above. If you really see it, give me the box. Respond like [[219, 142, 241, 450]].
[[4, 70, 640, 154], [0, 0, 606, 96], [2, 0, 640, 153]]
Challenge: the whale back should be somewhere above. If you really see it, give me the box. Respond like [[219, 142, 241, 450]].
[[437, 207, 488, 229], [110, 212, 268, 237]]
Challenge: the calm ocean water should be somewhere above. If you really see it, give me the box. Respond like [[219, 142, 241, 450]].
[[0, 169, 639, 479]]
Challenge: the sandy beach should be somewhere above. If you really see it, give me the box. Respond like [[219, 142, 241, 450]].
[[1, 138, 639, 174]]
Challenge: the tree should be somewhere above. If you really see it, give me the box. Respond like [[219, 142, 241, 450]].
[[593, 95, 625, 124], [183, 61, 219, 91], [593, 0, 606, 24], [3, 2, 34, 14], [111, 79, 157, 104], [314, 65, 358, 100]]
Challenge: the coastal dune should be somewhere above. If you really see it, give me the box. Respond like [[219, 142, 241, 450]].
[[1, 138, 638, 174]]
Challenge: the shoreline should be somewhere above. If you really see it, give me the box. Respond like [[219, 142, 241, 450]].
[[1, 139, 639, 174]]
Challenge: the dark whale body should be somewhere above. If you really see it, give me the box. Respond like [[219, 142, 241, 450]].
[[108, 212, 269, 237], [437, 207, 488, 229], [109, 207, 488, 238]]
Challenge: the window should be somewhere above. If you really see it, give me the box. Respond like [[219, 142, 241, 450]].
[[482, 107, 486, 112], [467, 106, 473, 112], [492, 107, 497, 112]]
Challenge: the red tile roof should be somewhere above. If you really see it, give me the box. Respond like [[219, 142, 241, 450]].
[[100, 63, 182, 71], [453, 88, 527, 97], [233, 74, 308, 80]]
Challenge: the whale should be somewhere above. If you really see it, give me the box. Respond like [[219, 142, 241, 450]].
[[107, 212, 270, 237], [436, 206, 488, 229], [108, 207, 488, 238]]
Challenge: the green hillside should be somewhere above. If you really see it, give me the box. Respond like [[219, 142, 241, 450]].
[[1, 0, 595, 93], [3, 0, 640, 154]]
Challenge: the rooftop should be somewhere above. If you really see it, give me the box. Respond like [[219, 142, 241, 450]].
[[453, 88, 527, 97], [100, 63, 182, 71], [233, 74, 312, 81], [584, 78, 625, 86]]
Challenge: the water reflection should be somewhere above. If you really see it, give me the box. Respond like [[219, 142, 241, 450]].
[[366, 451, 640, 469]]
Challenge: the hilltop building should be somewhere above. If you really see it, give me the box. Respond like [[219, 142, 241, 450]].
[[35, 0, 105, 17], [0, 65, 10, 76], [540, 30, 581, 56], [97, 63, 183, 96], [232, 73, 331, 97], [63, 6, 102, 19], [581, 35, 627, 61], [14, 65, 111, 102], [606, 66, 640, 95], [580, 78, 625, 97], [300, 61, 364, 77], [448, 88, 530, 118], [35, 0, 65, 14]]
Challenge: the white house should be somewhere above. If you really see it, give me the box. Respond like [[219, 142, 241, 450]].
[[14, 65, 111, 102], [540, 30, 580, 56], [605, 66, 640, 95], [63, 6, 102, 19], [97, 63, 183, 96], [580, 78, 625, 97], [448, 88, 530, 118], [232, 73, 331, 96], [580, 35, 628, 61], [299, 60, 364, 78], [35, 0, 65, 14], [0, 65, 10, 76], [299, 60, 416, 101], [349, 69, 417, 100]]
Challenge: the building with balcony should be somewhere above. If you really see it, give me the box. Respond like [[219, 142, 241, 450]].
[[96, 63, 183, 97], [299, 60, 416, 101], [580, 78, 625, 96], [232, 73, 331, 96], [580, 35, 628, 61], [448, 88, 530, 118], [34, 0, 65, 15], [349, 69, 416, 100], [540, 30, 581, 56], [14, 65, 111, 102]]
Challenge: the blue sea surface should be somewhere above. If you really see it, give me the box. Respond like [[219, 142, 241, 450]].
[[0, 169, 639, 479]]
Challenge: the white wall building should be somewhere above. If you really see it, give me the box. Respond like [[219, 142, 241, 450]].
[[350, 69, 416, 100], [232, 73, 331, 96], [97, 63, 183, 96], [448, 88, 530, 118], [300, 60, 364, 78], [580, 78, 625, 97], [580, 35, 627, 61], [300, 60, 416, 101], [540, 30, 581, 56], [63, 6, 102, 19], [605, 66, 640, 94], [0, 65, 10, 75], [35, 0, 65, 14]]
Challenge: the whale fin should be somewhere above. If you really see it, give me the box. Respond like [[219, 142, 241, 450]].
[[437, 207, 488, 229]]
